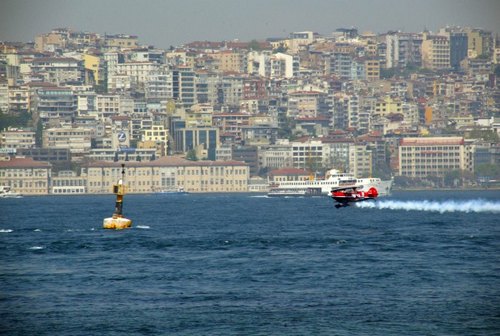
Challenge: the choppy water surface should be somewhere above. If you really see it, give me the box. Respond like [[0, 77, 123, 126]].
[[1, 191, 499, 335]]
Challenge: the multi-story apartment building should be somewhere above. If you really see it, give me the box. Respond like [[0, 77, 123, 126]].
[[259, 143, 293, 170], [247, 52, 298, 79], [144, 70, 173, 103], [398, 137, 470, 178], [103, 34, 138, 50], [141, 124, 169, 156], [195, 71, 220, 105], [30, 57, 83, 85], [0, 127, 36, 150], [116, 61, 160, 88], [290, 140, 329, 170], [211, 50, 246, 73], [220, 75, 244, 108], [8, 85, 30, 113], [83, 53, 107, 89], [349, 144, 373, 178], [0, 83, 8, 113], [34, 30, 67, 52], [322, 138, 353, 172], [386, 33, 423, 68], [83, 157, 249, 193], [183, 103, 211, 127], [365, 58, 380, 81], [0, 157, 51, 195], [212, 113, 250, 142], [42, 126, 92, 161], [172, 67, 196, 108], [94, 94, 134, 121], [422, 34, 451, 70], [288, 91, 328, 118], [465, 28, 493, 58], [438, 27, 468, 70], [32, 87, 77, 125], [173, 127, 219, 157]]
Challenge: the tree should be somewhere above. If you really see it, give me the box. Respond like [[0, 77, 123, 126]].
[[186, 149, 198, 161], [444, 170, 461, 187], [495, 64, 500, 77], [475, 163, 500, 179], [248, 39, 261, 51], [35, 119, 43, 147]]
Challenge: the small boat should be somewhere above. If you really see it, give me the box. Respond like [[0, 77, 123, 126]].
[[0, 186, 23, 198], [157, 187, 189, 195]]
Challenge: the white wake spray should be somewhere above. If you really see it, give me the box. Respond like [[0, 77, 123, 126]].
[[356, 199, 500, 213]]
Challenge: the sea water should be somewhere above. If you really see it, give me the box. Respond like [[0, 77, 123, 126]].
[[0, 190, 499, 335]]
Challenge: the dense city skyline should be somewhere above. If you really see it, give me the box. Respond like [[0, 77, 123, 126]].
[[1, 0, 499, 48]]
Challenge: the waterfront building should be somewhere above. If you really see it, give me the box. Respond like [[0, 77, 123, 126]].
[[0, 157, 51, 195], [268, 168, 311, 184], [87, 148, 157, 162], [51, 170, 86, 194], [83, 157, 249, 193], [398, 137, 471, 178]]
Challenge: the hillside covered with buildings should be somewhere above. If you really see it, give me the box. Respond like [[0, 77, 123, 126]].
[[0, 26, 499, 194]]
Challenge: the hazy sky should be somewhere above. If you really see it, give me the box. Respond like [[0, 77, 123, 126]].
[[1, 0, 499, 49]]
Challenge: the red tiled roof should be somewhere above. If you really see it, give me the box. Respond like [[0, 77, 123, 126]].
[[269, 168, 310, 176], [0, 157, 51, 168], [84, 157, 248, 168]]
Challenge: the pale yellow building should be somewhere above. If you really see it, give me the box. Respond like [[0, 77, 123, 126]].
[[422, 34, 450, 70], [83, 53, 105, 86], [0, 157, 51, 195], [104, 34, 138, 50], [141, 124, 169, 156], [83, 156, 249, 194], [365, 59, 380, 81], [375, 96, 402, 116], [211, 50, 245, 73], [349, 144, 373, 178]]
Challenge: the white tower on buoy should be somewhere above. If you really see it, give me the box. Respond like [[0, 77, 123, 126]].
[[103, 163, 132, 230]]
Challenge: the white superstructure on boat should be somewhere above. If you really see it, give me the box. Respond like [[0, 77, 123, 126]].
[[267, 169, 392, 197], [0, 186, 23, 198]]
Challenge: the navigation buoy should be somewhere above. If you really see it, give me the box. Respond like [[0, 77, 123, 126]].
[[103, 163, 132, 230]]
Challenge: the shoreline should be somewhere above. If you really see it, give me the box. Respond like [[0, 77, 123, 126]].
[[6, 187, 500, 197]]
